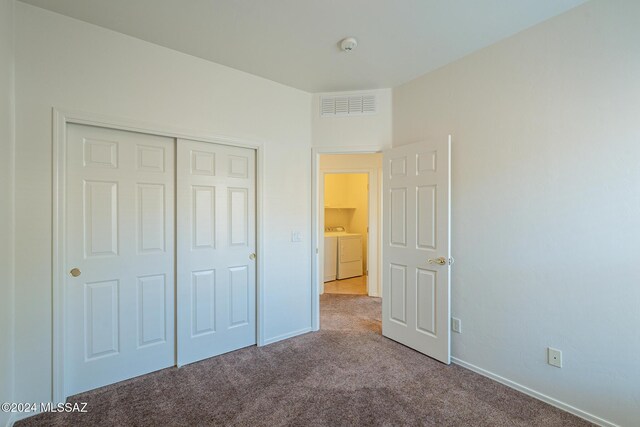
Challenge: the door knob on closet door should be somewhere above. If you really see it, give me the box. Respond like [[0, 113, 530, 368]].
[[69, 268, 81, 277], [249, 253, 256, 260], [427, 257, 446, 266]]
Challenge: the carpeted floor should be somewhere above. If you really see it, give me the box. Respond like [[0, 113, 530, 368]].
[[18, 294, 592, 426]]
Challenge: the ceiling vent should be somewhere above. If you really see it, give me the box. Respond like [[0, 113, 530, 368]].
[[320, 94, 377, 117]]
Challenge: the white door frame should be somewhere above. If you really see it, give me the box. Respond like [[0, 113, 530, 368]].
[[52, 108, 266, 403], [311, 146, 382, 331]]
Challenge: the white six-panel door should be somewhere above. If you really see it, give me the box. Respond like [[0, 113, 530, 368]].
[[382, 137, 451, 364], [65, 124, 176, 395], [176, 139, 257, 366]]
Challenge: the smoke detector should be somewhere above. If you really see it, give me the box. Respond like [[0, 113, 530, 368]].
[[340, 37, 358, 52]]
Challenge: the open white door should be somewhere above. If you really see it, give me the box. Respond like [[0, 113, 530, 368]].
[[382, 136, 451, 364]]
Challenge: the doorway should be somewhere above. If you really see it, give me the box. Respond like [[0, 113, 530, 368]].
[[54, 113, 263, 401], [323, 173, 369, 295], [311, 137, 452, 363], [311, 151, 383, 330]]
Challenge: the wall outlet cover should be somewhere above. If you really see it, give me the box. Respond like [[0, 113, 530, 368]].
[[452, 317, 462, 333], [548, 347, 562, 368]]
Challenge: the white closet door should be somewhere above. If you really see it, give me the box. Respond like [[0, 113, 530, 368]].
[[177, 139, 256, 366], [65, 124, 175, 396]]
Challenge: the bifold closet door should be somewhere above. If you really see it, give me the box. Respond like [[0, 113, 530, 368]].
[[176, 139, 257, 366], [65, 124, 175, 396]]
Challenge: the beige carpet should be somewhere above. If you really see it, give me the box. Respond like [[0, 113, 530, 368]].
[[18, 294, 592, 426]]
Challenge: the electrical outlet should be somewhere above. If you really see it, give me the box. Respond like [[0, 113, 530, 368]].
[[547, 347, 562, 368], [452, 317, 462, 333]]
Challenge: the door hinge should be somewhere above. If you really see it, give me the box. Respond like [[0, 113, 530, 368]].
[[316, 248, 319, 254]]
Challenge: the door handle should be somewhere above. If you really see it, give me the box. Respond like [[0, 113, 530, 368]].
[[249, 253, 256, 260], [427, 257, 447, 266], [69, 268, 81, 277]]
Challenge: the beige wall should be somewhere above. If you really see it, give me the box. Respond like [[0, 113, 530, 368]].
[[393, 1, 640, 425], [0, 0, 15, 426], [14, 2, 312, 411]]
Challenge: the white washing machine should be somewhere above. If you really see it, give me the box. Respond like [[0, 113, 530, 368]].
[[324, 227, 363, 281]]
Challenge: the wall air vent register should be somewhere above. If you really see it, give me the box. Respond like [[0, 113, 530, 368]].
[[320, 94, 377, 117]]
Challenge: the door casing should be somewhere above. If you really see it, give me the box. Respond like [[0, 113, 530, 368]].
[[52, 108, 265, 403]]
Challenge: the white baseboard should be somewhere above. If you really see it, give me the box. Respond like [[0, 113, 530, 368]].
[[451, 357, 618, 427], [262, 327, 312, 345]]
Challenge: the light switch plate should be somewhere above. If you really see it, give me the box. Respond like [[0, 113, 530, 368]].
[[291, 231, 302, 242]]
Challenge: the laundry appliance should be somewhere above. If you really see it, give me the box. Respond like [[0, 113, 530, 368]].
[[324, 226, 363, 282]]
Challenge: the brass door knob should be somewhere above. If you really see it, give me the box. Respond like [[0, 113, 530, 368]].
[[249, 253, 256, 260], [69, 268, 81, 277], [427, 257, 446, 266]]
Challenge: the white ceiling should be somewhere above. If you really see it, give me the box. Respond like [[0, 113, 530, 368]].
[[19, 0, 587, 93]]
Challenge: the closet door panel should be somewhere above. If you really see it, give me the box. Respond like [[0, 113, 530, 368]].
[[177, 139, 256, 366], [65, 124, 175, 396]]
